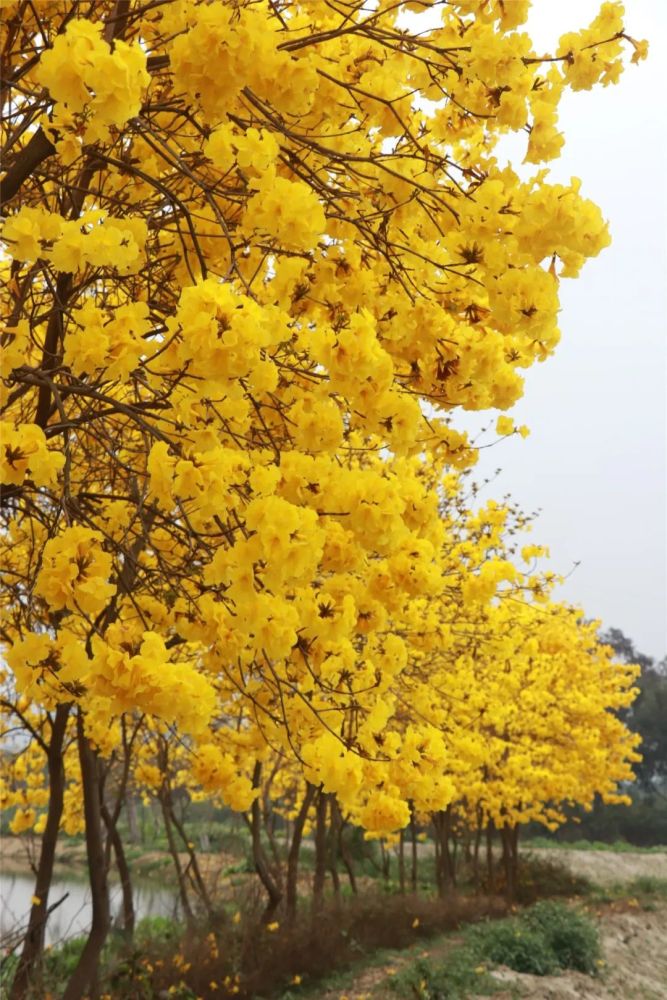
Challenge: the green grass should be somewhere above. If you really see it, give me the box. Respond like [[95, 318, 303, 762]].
[[276, 938, 442, 1000], [587, 875, 667, 909], [389, 947, 501, 1000]]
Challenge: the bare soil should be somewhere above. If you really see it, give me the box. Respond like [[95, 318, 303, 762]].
[[525, 846, 667, 886]]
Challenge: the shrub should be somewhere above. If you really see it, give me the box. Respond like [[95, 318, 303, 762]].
[[472, 900, 600, 977], [471, 921, 558, 975], [390, 950, 498, 1000], [516, 854, 592, 902], [624, 876, 667, 898], [523, 900, 600, 974]]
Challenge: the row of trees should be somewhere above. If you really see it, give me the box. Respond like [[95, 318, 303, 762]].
[[0, 1, 647, 996]]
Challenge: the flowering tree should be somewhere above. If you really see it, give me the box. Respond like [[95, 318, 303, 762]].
[[0, 1, 646, 996]]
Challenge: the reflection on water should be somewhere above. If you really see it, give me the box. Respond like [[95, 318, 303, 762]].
[[0, 872, 180, 946]]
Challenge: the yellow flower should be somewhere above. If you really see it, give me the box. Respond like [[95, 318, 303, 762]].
[[496, 415, 515, 436]]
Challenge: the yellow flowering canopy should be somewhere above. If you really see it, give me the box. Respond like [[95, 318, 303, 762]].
[[0, 0, 645, 834]]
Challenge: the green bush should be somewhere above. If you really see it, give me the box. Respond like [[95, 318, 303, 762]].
[[524, 900, 600, 974], [134, 914, 181, 946], [472, 900, 600, 977], [39, 936, 88, 994], [390, 950, 498, 1000], [471, 921, 558, 975]]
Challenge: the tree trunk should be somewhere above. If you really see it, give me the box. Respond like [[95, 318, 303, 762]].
[[486, 820, 495, 894], [263, 800, 284, 884], [312, 787, 328, 911], [472, 812, 483, 891], [249, 762, 283, 921], [11, 704, 70, 1000], [334, 802, 357, 895], [502, 823, 519, 903], [327, 795, 341, 899], [410, 806, 418, 892], [433, 820, 442, 896], [160, 790, 194, 925], [445, 806, 459, 888], [62, 714, 111, 1000], [101, 803, 135, 937], [380, 839, 391, 881], [433, 812, 450, 897], [168, 797, 214, 918], [398, 829, 406, 894], [286, 783, 316, 920]]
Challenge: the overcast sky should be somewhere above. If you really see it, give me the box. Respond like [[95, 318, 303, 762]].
[[458, 0, 666, 660]]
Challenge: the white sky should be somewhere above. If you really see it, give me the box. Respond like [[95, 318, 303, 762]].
[[458, 0, 666, 660]]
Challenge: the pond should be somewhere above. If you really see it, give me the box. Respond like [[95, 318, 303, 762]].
[[0, 872, 180, 946]]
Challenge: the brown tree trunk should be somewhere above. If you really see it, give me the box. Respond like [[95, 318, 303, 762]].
[[433, 817, 443, 896], [167, 797, 214, 918], [286, 783, 316, 920], [445, 807, 457, 888], [398, 829, 406, 894], [160, 790, 194, 924], [512, 824, 520, 885], [380, 839, 391, 881], [486, 820, 495, 894], [312, 787, 328, 911], [327, 795, 341, 899], [472, 812, 483, 891], [249, 762, 283, 921], [502, 823, 519, 903], [263, 801, 284, 884], [410, 806, 418, 892], [101, 803, 135, 937], [334, 802, 357, 895], [433, 811, 453, 896], [11, 704, 70, 1000], [62, 714, 111, 1000]]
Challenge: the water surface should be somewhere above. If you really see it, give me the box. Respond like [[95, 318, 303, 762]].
[[0, 871, 179, 946]]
